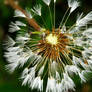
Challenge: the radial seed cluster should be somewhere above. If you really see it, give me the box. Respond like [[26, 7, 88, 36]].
[[4, 0, 92, 92]]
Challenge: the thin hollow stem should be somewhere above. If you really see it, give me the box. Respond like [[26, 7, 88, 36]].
[[69, 46, 82, 53], [63, 51, 73, 65], [62, 12, 71, 28], [57, 56, 65, 72], [41, 16, 47, 28], [35, 56, 48, 74], [59, 8, 70, 29], [48, 6, 53, 29], [54, 2, 55, 28], [67, 23, 76, 32]]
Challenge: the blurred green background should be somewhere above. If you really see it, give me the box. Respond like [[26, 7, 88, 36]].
[[0, 0, 92, 92]]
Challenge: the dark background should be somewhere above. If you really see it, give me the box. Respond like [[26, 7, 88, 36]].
[[0, 0, 92, 92]]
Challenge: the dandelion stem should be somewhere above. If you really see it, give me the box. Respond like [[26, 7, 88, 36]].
[[62, 12, 71, 28], [63, 51, 73, 64], [69, 46, 82, 53], [54, 1, 55, 28], [48, 6, 53, 29], [57, 57, 65, 72], [35, 56, 48, 75], [67, 23, 76, 32], [59, 8, 70, 28], [41, 16, 47, 28]]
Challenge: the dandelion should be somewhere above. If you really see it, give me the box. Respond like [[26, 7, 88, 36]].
[[4, 0, 92, 92]]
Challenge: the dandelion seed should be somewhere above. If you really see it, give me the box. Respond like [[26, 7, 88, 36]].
[[32, 77, 43, 91], [46, 77, 56, 92], [14, 10, 26, 17], [43, 0, 51, 6], [76, 12, 92, 28], [54, 0, 56, 3], [15, 21, 26, 26], [68, 0, 80, 13], [9, 22, 20, 33], [61, 73, 75, 92], [9, 21, 26, 33], [3, 36, 15, 47], [31, 4, 41, 16]]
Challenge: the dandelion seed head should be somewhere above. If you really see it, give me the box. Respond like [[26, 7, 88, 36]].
[[4, 0, 92, 92]]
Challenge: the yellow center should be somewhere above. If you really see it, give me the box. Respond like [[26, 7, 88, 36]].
[[46, 34, 58, 45]]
